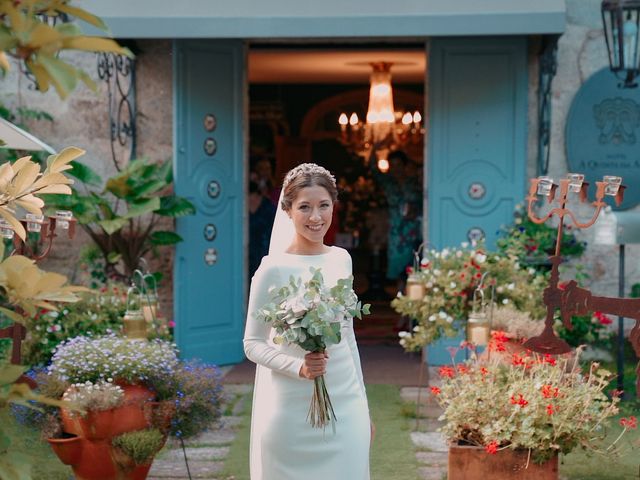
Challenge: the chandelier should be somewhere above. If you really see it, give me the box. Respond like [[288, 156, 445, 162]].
[[338, 62, 424, 171]]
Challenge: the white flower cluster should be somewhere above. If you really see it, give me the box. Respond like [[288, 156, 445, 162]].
[[62, 379, 124, 414], [257, 267, 369, 350], [49, 334, 179, 383]]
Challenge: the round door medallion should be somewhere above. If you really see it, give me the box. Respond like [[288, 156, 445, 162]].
[[204, 137, 217, 156], [204, 248, 218, 266], [204, 223, 217, 242], [468, 182, 486, 200], [204, 114, 217, 132], [467, 227, 485, 243], [207, 180, 221, 199]]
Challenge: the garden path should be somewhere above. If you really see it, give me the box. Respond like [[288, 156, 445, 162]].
[[147, 344, 452, 480]]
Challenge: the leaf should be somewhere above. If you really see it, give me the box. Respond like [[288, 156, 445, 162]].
[[55, 4, 109, 30], [98, 217, 128, 235], [68, 160, 102, 186], [35, 54, 78, 99], [124, 197, 160, 219], [149, 231, 183, 246], [0, 51, 9, 72], [0, 364, 25, 386], [27, 23, 62, 49], [107, 252, 121, 264], [62, 36, 131, 57], [0, 208, 25, 240], [24, 58, 51, 93], [46, 146, 85, 174], [156, 196, 196, 217]]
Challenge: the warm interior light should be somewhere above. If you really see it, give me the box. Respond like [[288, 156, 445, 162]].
[[401, 112, 413, 125], [349, 113, 359, 125], [377, 158, 390, 173], [366, 62, 395, 126], [413, 111, 422, 123], [338, 113, 348, 125]]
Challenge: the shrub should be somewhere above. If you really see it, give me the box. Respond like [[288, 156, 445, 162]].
[[112, 429, 164, 465]]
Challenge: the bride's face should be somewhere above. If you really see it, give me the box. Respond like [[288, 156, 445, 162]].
[[288, 185, 333, 245]]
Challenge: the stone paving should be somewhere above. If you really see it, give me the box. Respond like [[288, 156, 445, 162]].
[[147, 383, 250, 480]]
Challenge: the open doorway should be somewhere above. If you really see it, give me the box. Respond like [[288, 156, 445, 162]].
[[247, 44, 426, 341]]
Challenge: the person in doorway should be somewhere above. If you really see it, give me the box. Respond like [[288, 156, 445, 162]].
[[243, 163, 372, 480], [371, 150, 423, 290], [249, 180, 276, 279]]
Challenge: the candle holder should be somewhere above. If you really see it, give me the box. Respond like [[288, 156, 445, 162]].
[[523, 173, 625, 354], [466, 273, 494, 347], [132, 261, 161, 335], [122, 283, 147, 340], [8, 210, 77, 262], [405, 243, 426, 301]]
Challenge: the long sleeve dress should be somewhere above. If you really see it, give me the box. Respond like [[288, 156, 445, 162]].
[[243, 246, 370, 480]]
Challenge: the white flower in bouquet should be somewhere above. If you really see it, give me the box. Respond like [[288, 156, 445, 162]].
[[257, 267, 370, 430]]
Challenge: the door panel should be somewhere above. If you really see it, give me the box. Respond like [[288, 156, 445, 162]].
[[428, 38, 528, 250], [173, 40, 246, 365]]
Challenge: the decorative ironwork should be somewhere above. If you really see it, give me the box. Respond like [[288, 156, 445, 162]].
[[537, 35, 559, 176], [525, 173, 640, 397], [204, 137, 217, 156], [204, 114, 217, 132], [468, 182, 486, 200], [466, 227, 484, 243], [204, 248, 218, 266], [204, 224, 217, 241], [207, 180, 221, 199], [97, 43, 137, 171]]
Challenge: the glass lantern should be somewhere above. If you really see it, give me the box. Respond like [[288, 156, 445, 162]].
[[467, 288, 490, 346], [25, 213, 44, 233], [405, 273, 425, 301], [602, 0, 640, 87], [123, 284, 147, 340], [55, 210, 73, 230], [0, 220, 14, 239]]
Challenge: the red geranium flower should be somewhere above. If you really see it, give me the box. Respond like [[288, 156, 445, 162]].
[[546, 404, 555, 415], [430, 386, 441, 396], [594, 311, 613, 325], [438, 366, 456, 379], [620, 416, 638, 429], [510, 394, 528, 407], [485, 441, 499, 454]]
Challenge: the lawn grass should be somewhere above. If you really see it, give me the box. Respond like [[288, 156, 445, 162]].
[[560, 411, 640, 479], [2, 410, 72, 480], [220, 384, 420, 480]]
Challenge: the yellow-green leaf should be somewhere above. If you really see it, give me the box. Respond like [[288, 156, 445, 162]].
[[56, 4, 109, 31], [63, 36, 131, 57], [0, 52, 9, 72], [0, 208, 25, 240], [46, 146, 85, 173], [27, 22, 62, 49], [0, 306, 26, 325], [0, 364, 25, 386], [36, 54, 77, 100]]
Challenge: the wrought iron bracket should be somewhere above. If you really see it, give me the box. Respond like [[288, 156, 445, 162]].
[[537, 35, 559, 176], [97, 40, 139, 171]]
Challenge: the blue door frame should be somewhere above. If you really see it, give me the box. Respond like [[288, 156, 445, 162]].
[[426, 37, 528, 364], [173, 40, 247, 365]]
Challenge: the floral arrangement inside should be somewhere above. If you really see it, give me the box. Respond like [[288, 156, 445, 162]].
[[393, 242, 547, 352], [431, 335, 637, 464]]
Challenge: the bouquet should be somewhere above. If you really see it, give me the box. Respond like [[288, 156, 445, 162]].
[[256, 267, 370, 430]]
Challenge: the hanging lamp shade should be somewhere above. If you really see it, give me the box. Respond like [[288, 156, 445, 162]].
[[0, 117, 56, 153]]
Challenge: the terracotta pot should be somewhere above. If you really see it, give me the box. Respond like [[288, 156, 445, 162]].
[[448, 444, 558, 480], [81, 409, 115, 440], [47, 433, 82, 465], [111, 445, 155, 480], [110, 383, 156, 437], [70, 439, 117, 480]]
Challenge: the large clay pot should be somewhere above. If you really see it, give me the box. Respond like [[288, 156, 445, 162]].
[[47, 433, 82, 465], [110, 383, 155, 436], [448, 444, 559, 480]]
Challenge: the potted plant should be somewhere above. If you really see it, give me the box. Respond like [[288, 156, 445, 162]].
[[431, 338, 635, 480], [32, 333, 224, 479], [394, 242, 547, 356]]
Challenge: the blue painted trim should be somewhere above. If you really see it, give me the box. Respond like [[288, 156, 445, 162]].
[[80, 0, 566, 38]]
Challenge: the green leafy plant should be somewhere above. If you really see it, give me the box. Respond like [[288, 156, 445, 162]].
[[111, 428, 164, 466], [22, 283, 128, 366], [496, 204, 586, 269], [0, 0, 131, 99], [43, 158, 196, 280], [432, 341, 634, 464], [394, 243, 547, 352]]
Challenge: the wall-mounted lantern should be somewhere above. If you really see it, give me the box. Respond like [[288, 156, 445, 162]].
[[602, 0, 640, 88]]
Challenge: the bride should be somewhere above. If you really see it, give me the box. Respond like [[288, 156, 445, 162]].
[[243, 163, 373, 480]]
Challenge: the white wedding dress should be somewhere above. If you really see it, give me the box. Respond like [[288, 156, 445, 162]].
[[243, 246, 370, 480]]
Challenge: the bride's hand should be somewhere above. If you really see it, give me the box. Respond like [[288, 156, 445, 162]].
[[299, 351, 329, 379]]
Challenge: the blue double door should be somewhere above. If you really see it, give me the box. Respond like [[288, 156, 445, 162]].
[[172, 38, 528, 365]]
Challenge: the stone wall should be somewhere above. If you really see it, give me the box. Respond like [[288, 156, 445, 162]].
[[549, 0, 640, 303]]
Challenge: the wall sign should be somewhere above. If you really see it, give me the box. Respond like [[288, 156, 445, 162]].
[[566, 67, 640, 210]]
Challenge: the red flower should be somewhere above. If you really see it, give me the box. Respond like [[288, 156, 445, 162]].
[[546, 404, 555, 415], [485, 441, 499, 454], [558, 282, 568, 291], [438, 366, 456, 378], [620, 416, 638, 429], [430, 386, 441, 396], [459, 341, 476, 351], [594, 311, 613, 325], [610, 389, 624, 398], [491, 331, 510, 343], [541, 385, 560, 399], [543, 354, 557, 366], [406, 266, 414, 274], [510, 394, 528, 407], [488, 340, 507, 352], [512, 354, 526, 366], [457, 364, 470, 375], [480, 367, 489, 376]]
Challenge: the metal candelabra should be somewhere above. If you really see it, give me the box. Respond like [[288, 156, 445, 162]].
[[524, 173, 640, 398]]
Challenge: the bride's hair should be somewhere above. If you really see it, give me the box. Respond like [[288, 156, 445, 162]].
[[280, 163, 338, 211]]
